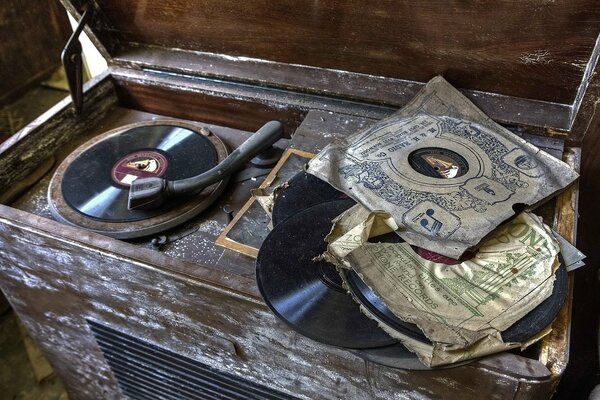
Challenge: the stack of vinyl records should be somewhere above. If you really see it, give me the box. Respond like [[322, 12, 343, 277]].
[[255, 77, 579, 369]]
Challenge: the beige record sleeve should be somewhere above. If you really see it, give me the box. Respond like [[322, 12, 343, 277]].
[[307, 76, 579, 258]]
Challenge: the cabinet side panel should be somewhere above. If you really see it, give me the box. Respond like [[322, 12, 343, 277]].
[[0, 214, 561, 399]]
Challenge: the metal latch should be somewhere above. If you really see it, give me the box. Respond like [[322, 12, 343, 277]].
[[61, 7, 93, 115]]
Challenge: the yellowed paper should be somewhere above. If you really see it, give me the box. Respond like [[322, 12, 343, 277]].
[[327, 208, 559, 353], [251, 188, 275, 217], [308, 76, 578, 259]]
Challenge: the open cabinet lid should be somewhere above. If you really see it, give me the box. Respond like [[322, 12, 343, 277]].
[[60, 0, 600, 141]]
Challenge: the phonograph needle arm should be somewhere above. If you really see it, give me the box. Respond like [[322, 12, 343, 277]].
[[128, 120, 284, 210]]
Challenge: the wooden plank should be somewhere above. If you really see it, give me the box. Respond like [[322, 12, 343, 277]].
[[59, 1, 600, 140], [110, 66, 393, 134], [112, 45, 574, 131], [567, 47, 600, 143], [0, 0, 71, 105], [77, 0, 600, 106], [536, 147, 581, 394]]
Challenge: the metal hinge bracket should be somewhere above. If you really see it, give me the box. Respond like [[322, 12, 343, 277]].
[[61, 7, 93, 115]]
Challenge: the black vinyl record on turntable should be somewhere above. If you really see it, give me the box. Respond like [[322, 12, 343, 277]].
[[48, 119, 283, 239]]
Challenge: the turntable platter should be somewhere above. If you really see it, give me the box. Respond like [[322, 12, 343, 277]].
[[48, 120, 228, 239]]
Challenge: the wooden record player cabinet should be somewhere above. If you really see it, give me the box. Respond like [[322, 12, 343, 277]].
[[0, 1, 597, 399]]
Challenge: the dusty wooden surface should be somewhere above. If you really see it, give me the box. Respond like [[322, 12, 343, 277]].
[[534, 148, 582, 396], [555, 123, 600, 397], [0, 0, 70, 105]]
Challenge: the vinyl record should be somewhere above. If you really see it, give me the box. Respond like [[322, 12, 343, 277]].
[[351, 344, 434, 370], [256, 199, 397, 349], [342, 268, 429, 343], [501, 260, 567, 343], [48, 120, 228, 239], [269, 171, 567, 347], [271, 171, 349, 226]]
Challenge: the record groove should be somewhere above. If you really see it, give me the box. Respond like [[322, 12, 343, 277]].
[[271, 171, 349, 226], [256, 199, 397, 349]]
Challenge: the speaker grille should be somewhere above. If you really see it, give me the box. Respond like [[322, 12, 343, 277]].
[[87, 320, 294, 400]]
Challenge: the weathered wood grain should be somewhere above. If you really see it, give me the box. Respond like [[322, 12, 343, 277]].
[[110, 66, 396, 135], [556, 99, 600, 397], [0, 73, 118, 195], [112, 45, 574, 131], [78, 0, 600, 106], [0, 0, 71, 105], [537, 147, 581, 388], [0, 208, 566, 400]]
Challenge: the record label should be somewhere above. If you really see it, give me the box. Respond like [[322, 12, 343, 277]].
[[408, 147, 469, 179], [111, 150, 169, 187]]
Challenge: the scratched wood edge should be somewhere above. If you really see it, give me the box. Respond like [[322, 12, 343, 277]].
[[109, 66, 391, 131], [0, 72, 117, 193], [111, 45, 573, 132], [59, 0, 600, 136], [0, 205, 261, 301], [568, 53, 600, 144], [215, 149, 315, 257], [0, 156, 55, 205], [537, 147, 581, 389]]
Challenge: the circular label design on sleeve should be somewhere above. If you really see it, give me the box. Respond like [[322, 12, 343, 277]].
[[111, 150, 168, 187], [408, 147, 469, 179]]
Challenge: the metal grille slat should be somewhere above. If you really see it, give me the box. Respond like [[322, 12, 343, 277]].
[[95, 331, 257, 399], [104, 358, 208, 400], [115, 377, 175, 400], [87, 320, 294, 400], [92, 324, 277, 399], [115, 367, 223, 400]]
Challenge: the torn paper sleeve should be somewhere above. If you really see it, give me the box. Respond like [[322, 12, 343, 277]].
[[324, 204, 397, 263], [251, 188, 276, 218], [327, 208, 559, 362], [308, 76, 578, 259], [343, 271, 551, 367]]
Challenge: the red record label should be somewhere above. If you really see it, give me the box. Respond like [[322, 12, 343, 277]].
[[111, 150, 168, 187], [416, 247, 461, 265]]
